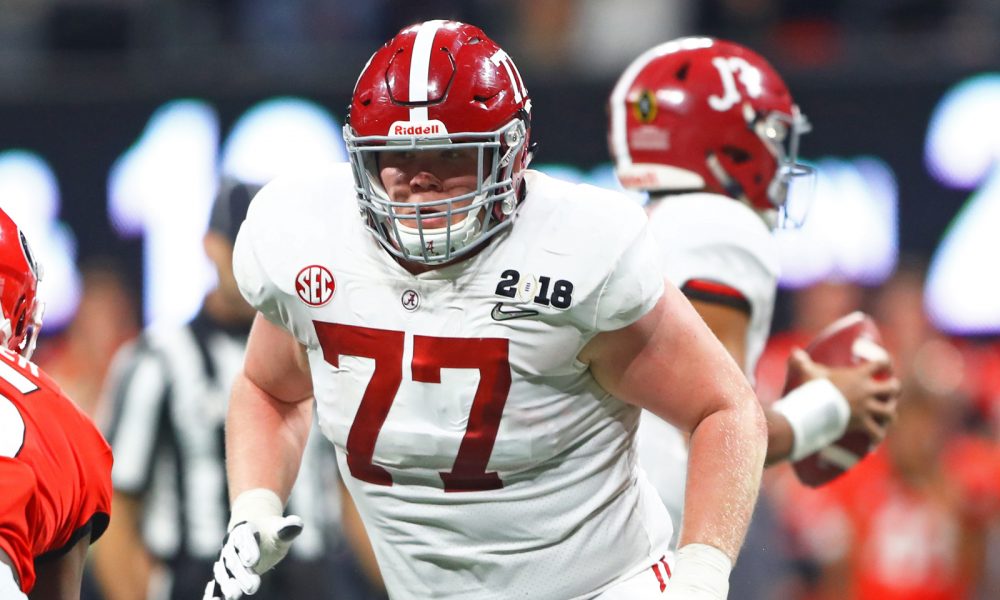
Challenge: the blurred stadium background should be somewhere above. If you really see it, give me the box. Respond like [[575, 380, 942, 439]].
[[3, 1, 1000, 598]]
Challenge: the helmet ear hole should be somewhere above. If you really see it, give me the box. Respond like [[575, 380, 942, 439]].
[[721, 146, 751, 164]]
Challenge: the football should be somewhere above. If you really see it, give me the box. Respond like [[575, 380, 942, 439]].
[[785, 311, 890, 487]]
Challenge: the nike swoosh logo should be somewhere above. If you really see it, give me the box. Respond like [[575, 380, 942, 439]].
[[491, 302, 539, 321]]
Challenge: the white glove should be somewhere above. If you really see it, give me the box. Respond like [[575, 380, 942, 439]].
[[203, 488, 303, 600], [661, 543, 732, 600]]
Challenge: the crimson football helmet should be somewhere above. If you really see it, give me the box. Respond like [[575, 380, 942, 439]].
[[344, 20, 532, 264], [608, 37, 812, 223], [0, 208, 42, 359]]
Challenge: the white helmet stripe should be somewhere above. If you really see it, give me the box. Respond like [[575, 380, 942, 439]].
[[408, 19, 445, 122], [609, 46, 662, 168], [609, 37, 716, 168]]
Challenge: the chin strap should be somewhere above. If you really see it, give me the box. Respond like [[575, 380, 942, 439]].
[[396, 205, 484, 263], [704, 152, 777, 229], [704, 152, 748, 205]]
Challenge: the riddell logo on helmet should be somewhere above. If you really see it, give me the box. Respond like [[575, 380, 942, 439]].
[[619, 172, 662, 188], [389, 120, 449, 137]]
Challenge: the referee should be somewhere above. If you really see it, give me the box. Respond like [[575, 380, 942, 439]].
[[92, 179, 380, 600]]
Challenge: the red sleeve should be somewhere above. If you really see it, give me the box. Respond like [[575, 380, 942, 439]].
[[680, 278, 752, 315], [33, 391, 114, 558], [76, 423, 113, 546], [0, 458, 36, 593]]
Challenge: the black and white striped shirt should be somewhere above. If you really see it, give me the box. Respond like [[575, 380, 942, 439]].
[[103, 312, 339, 564]]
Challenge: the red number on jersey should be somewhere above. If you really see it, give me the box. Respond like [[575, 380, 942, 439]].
[[315, 323, 403, 486], [0, 358, 40, 458], [314, 322, 511, 492], [0, 394, 26, 457]]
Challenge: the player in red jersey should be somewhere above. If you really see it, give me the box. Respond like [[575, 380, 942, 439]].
[[0, 207, 113, 599]]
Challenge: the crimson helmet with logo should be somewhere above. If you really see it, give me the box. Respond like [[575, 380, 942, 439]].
[[344, 20, 532, 264], [608, 37, 811, 217], [0, 208, 42, 359]]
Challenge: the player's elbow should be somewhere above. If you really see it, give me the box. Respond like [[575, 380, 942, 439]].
[[723, 381, 768, 456], [695, 380, 766, 443], [748, 396, 768, 449]]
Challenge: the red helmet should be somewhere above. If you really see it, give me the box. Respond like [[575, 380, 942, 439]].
[[345, 20, 532, 264], [608, 37, 811, 215], [0, 208, 42, 359]]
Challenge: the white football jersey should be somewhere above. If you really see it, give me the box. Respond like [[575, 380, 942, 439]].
[[233, 164, 675, 599], [639, 192, 779, 549], [646, 193, 779, 377]]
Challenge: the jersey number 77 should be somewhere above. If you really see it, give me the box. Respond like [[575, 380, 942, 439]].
[[314, 322, 511, 492]]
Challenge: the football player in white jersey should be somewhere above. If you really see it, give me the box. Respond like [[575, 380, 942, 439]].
[[204, 21, 766, 600], [608, 37, 901, 547]]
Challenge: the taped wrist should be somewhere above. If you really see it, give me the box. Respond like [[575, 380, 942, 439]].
[[228, 488, 283, 532], [669, 543, 732, 599], [772, 378, 850, 461]]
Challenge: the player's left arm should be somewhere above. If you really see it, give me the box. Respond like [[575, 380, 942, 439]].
[[28, 536, 88, 600], [579, 280, 767, 563], [91, 492, 156, 600]]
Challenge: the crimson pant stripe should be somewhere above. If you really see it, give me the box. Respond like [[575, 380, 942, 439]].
[[651, 563, 666, 592]]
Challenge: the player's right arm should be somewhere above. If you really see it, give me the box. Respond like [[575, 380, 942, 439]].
[[206, 177, 318, 600], [223, 178, 315, 501], [206, 314, 314, 600], [225, 312, 314, 504], [91, 493, 156, 600], [26, 536, 89, 600]]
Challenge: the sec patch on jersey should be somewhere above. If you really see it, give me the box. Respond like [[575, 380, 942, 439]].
[[295, 264, 335, 307], [785, 311, 891, 487]]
